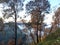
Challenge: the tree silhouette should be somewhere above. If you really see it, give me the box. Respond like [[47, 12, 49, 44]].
[[0, 18, 4, 31], [54, 7, 60, 27], [0, 0, 24, 45], [26, 0, 50, 43], [50, 7, 60, 33]]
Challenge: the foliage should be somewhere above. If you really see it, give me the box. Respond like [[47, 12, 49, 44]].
[[27, 0, 50, 43], [26, 0, 50, 33], [38, 28, 60, 45], [26, 0, 50, 13], [53, 7, 60, 27], [0, 0, 24, 19], [0, 0, 51, 45]]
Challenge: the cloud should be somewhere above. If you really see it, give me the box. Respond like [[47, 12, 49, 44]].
[[0, 4, 3, 18], [44, 12, 54, 25]]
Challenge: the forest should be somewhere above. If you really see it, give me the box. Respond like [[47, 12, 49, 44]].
[[0, 0, 60, 45]]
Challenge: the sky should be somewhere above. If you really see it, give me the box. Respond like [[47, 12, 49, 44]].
[[44, 0, 60, 27], [18, 0, 60, 25], [49, 0, 60, 11], [0, 0, 60, 27]]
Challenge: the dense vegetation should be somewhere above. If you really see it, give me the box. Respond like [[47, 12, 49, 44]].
[[38, 28, 60, 45]]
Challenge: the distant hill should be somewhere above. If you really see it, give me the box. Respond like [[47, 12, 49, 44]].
[[0, 22, 27, 45]]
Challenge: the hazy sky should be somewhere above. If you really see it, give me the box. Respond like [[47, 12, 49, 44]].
[[0, 0, 60, 27], [49, 0, 60, 11]]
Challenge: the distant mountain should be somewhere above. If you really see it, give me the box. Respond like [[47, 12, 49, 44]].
[[0, 22, 28, 45]]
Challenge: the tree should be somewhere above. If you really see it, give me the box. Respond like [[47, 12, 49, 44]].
[[0, 0, 50, 44], [0, 18, 4, 31], [54, 7, 60, 27], [30, 8, 45, 43], [0, 0, 23, 45], [2, 0, 23, 19], [50, 7, 60, 33], [26, 0, 50, 43], [26, 0, 50, 13]]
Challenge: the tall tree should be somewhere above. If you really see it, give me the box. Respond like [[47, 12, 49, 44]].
[[54, 7, 60, 27], [0, 0, 24, 45], [50, 7, 60, 33], [26, 0, 50, 43], [0, 18, 4, 31]]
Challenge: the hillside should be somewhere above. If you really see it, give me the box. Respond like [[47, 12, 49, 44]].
[[38, 28, 60, 45]]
